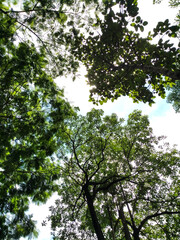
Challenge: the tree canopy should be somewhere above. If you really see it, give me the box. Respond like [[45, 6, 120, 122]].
[[0, 4, 73, 238], [74, 1, 180, 104], [0, 0, 180, 238], [0, 0, 179, 103], [46, 109, 180, 240]]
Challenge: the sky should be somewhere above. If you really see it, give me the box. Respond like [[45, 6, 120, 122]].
[[21, 0, 180, 239]]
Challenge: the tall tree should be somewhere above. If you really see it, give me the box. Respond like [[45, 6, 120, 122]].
[[46, 109, 180, 240], [0, 5, 73, 238]]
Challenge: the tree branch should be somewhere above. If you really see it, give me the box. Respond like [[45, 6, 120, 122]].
[[92, 175, 130, 196], [138, 210, 180, 232], [88, 137, 109, 182], [72, 140, 88, 178]]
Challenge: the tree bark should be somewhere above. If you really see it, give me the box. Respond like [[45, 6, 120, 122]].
[[133, 231, 141, 240], [119, 207, 132, 240], [83, 184, 105, 240]]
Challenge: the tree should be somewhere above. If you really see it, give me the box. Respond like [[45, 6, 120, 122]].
[[0, 5, 74, 238], [0, 0, 102, 238], [1, 0, 179, 104], [46, 109, 180, 240], [1, 0, 179, 238]]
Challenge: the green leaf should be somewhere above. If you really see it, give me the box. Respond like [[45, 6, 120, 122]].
[[140, 25, 144, 32], [143, 21, 148, 26], [58, 12, 68, 24]]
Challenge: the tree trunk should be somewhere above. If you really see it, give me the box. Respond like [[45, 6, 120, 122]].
[[133, 230, 141, 240], [119, 207, 132, 240], [83, 184, 105, 240]]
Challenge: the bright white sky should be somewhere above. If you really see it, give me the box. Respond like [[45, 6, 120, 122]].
[[22, 0, 180, 239]]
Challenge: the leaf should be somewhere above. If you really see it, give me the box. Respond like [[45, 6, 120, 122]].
[[140, 25, 144, 32], [58, 12, 68, 24], [169, 25, 180, 33], [143, 21, 148, 26]]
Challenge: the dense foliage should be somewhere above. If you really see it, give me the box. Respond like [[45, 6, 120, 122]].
[[0, 0, 179, 103], [46, 110, 180, 240], [0, 3, 73, 238], [167, 80, 180, 112], [0, 0, 99, 78], [74, 0, 180, 104], [164, 0, 180, 112], [0, 0, 180, 239]]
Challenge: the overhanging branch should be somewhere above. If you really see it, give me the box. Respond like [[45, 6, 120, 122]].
[[138, 210, 180, 232]]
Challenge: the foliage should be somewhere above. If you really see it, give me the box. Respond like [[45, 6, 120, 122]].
[[0, 0, 179, 104], [73, 1, 180, 104], [153, 0, 180, 25], [0, 5, 73, 239], [153, 0, 180, 8], [0, 0, 100, 78], [153, 0, 180, 112], [0, 0, 180, 238], [46, 109, 180, 240], [167, 80, 180, 112]]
